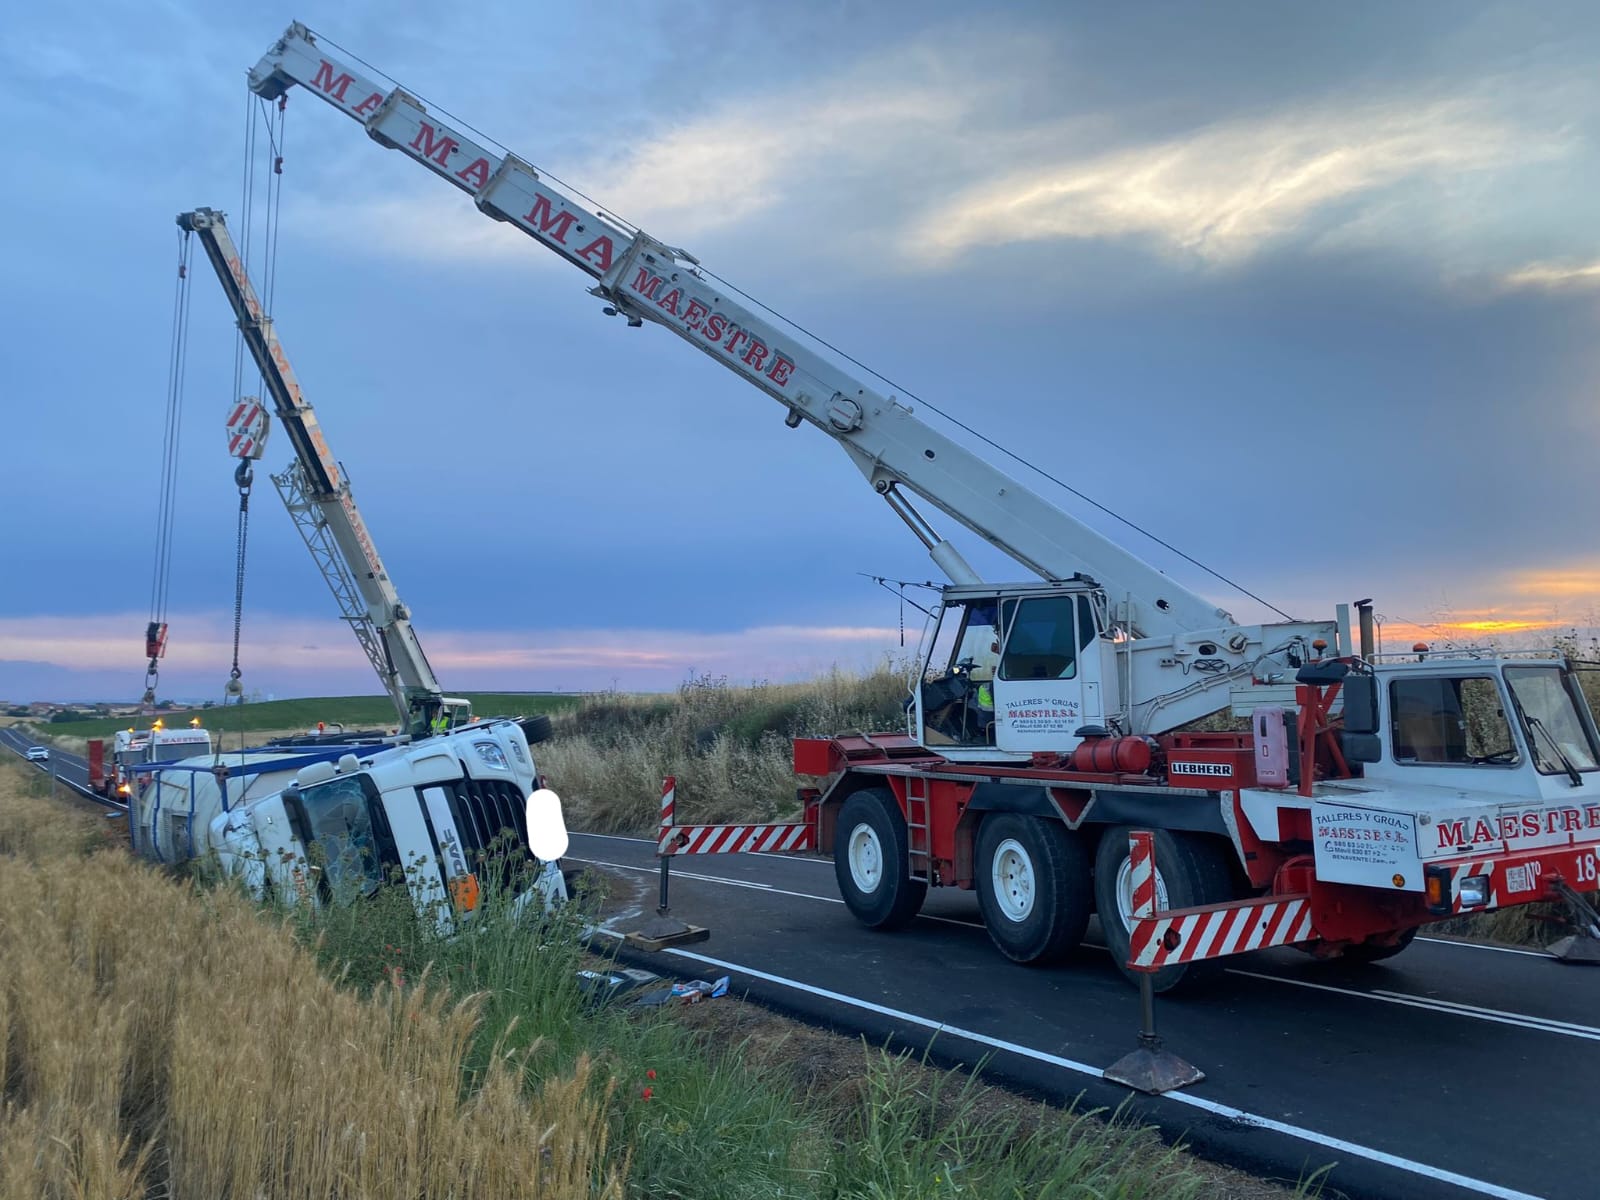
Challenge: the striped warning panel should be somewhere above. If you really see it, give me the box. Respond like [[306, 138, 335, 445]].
[[1124, 828, 1315, 971], [226, 399, 269, 459], [658, 822, 815, 857], [1129, 894, 1315, 970]]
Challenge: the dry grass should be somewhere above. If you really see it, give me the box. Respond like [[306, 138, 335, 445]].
[[543, 660, 913, 833], [0, 762, 624, 1200]]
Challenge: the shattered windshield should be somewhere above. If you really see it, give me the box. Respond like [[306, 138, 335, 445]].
[[296, 775, 386, 898], [1506, 667, 1600, 776]]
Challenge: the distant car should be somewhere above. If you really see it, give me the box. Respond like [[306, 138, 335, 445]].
[[25, 746, 48, 762]]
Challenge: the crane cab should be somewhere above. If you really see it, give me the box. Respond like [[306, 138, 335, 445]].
[[914, 581, 1111, 761], [1350, 650, 1600, 798]]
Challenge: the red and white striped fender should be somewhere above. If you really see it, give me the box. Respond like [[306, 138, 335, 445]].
[[1430, 840, 1600, 914], [1125, 830, 1315, 971]]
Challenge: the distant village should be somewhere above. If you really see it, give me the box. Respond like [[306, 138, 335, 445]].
[[3, 699, 211, 722]]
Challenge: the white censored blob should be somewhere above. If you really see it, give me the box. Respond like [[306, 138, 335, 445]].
[[525, 787, 570, 861]]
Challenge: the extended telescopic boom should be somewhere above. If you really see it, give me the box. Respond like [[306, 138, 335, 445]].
[[247, 22, 1243, 642]]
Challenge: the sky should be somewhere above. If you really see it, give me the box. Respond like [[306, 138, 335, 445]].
[[2, 1, 1598, 703]]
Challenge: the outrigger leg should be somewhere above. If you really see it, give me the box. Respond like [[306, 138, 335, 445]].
[[1547, 880, 1600, 965]]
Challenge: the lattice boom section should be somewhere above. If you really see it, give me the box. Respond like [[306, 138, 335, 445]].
[[659, 822, 815, 857]]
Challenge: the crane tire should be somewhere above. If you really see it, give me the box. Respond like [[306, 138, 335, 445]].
[[834, 788, 926, 930], [975, 812, 1091, 965], [1094, 826, 1238, 994], [519, 714, 553, 745]]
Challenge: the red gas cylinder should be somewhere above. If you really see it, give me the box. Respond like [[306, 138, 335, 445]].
[[1069, 735, 1152, 775]]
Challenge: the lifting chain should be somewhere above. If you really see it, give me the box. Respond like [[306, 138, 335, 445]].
[[225, 458, 252, 700]]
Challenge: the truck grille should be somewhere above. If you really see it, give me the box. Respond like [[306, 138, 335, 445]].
[[445, 777, 536, 887]]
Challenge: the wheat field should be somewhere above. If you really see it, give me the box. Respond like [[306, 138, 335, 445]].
[[0, 764, 624, 1200]]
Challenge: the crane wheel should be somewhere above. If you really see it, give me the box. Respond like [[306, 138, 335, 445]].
[[975, 813, 1091, 965], [1094, 826, 1237, 994], [834, 788, 926, 930]]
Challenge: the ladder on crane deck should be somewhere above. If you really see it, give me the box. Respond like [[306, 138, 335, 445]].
[[905, 776, 931, 882]]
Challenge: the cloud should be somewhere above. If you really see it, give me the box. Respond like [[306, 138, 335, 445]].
[[1502, 259, 1600, 290], [1507, 564, 1600, 602], [266, 18, 1583, 285], [280, 189, 543, 268], [580, 86, 970, 238], [907, 97, 1544, 267]]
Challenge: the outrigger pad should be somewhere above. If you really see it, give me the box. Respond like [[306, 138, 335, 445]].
[[1103, 1046, 1206, 1095], [624, 916, 711, 952], [1547, 934, 1600, 965]]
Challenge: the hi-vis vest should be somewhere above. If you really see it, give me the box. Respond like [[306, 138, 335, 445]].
[[977, 682, 994, 709], [430, 715, 448, 734]]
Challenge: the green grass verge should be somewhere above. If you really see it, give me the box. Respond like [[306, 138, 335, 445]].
[[289, 859, 1248, 1200], [40, 692, 582, 740]]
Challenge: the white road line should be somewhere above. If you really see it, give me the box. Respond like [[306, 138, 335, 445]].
[[1416, 936, 1554, 960], [1229, 969, 1600, 1042], [568, 856, 984, 930], [594, 932, 1543, 1200], [1369, 989, 1600, 1037], [570, 856, 833, 905]]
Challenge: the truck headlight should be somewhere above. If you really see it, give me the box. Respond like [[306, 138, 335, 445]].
[[1459, 874, 1491, 908], [473, 741, 508, 770]]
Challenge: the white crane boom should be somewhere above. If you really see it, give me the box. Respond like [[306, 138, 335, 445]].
[[247, 23, 1239, 641], [248, 24, 1338, 739], [179, 206, 447, 729]]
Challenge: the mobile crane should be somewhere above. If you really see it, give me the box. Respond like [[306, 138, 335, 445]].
[[179, 206, 464, 738], [248, 22, 1600, 989]]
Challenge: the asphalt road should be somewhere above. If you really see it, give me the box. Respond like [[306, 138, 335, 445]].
[[0, 727, 105, 801], [4, 732, 1588, 1198], [569, 830, 1600, 1200]]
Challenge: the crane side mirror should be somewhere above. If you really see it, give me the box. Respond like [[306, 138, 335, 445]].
[[1341, 732, 1383, 763], [1343, 675, 1379, 735]]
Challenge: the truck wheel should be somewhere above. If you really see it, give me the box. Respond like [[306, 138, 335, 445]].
[[1094, 826, 1237, 994], [834, 789, 926, 930], [518, 714, 553, 745], [976, 813, 1091, 965]]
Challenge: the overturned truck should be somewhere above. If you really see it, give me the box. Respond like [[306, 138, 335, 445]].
[[125, 717, 567, 920]]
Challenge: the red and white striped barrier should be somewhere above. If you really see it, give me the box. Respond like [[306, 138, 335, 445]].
[[655, 775, 815, 857], [1125, 830, 1314, 971], [659, 822, 815, 856], [659, 775, 676, 838]]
